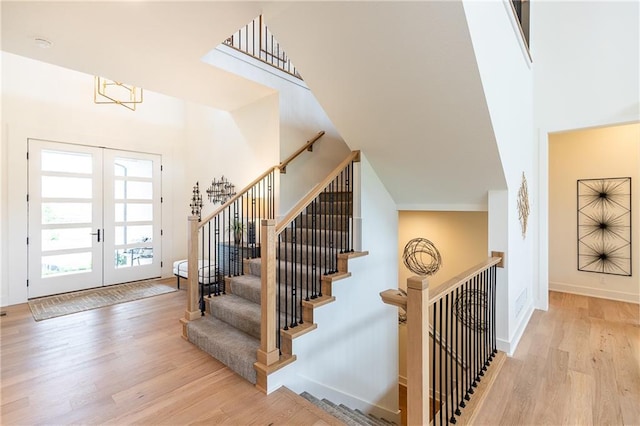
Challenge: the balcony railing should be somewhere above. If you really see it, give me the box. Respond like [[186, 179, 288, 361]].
[[224, 15, 302, 79]]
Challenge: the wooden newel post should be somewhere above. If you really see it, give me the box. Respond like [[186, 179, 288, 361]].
[[407, 276, 430, 426], [257, 219, 279, 367], [181, 215, 201, 339]]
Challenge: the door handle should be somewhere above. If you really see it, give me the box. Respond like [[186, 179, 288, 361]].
[[90, 229, 101, 242]]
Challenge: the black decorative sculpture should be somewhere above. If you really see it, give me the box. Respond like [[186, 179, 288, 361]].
[[190, 182, 203, 221], [577, 177, 632, 276], [402, 238, 442, 276]]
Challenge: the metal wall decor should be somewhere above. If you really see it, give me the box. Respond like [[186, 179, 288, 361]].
[[207, 176, 237, 205], [517, 172, 530, 239], [402, 238, 442, 276], [190, 182, 203, 221], [94, 76, 143, 111], [453, 289, 488, 332], [577, 177, 632, 276]]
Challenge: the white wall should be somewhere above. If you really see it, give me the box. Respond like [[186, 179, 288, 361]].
[[549, 124, 639, 303], [532, 0, 640, 311], [202, 46, 351, 218], [181, 95, 279, 225], [1, 52, 186, 305], [270, 154, 400, 422], [464, 1, 536, 354], [1, 52, 279, 306]]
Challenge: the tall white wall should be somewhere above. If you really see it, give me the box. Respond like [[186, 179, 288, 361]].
[[1, 52, 186, 305], [0, 52, 279, 306], [201, 47, 351, 217], [270, 155, 400, 422], [181, 95, 279, 226], [532, 1, 640, 311], [549, 124, 639, 303], [464, 1, 536, 354]]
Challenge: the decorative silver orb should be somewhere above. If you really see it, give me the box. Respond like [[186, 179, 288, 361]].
[[402, 238, 442, 276]]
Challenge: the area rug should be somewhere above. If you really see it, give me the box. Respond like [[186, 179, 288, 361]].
[[28, 281, 177, 321]]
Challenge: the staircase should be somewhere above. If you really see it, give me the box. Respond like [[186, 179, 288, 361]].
[[185, 183, 366, 386], [300, 392, 396, 426]]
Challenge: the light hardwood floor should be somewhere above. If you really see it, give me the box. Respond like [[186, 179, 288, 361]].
[[0, 281, 341, 425], [2, 287, 638, 425], [473, 291, 640, 425]]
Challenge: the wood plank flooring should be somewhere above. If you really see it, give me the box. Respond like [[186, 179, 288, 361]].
[[473, 291, 640, 426], [0, 281, 341, 425], [2, 286, 638, 425]]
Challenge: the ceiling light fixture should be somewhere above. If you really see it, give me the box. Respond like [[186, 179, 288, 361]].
[[94, 76, 143, 111]]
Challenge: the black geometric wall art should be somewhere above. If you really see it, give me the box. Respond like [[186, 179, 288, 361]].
[[577, 177, 632, 276]]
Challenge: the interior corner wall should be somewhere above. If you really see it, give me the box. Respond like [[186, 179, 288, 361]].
[[182, 93, 279, 227], [1, 51, 187, 306], [549, 123, 640, 303], [396, 210, 488, 380], [201, 47, 351, 219]]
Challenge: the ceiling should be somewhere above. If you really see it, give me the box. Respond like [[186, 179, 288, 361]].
[[2, 1, 506, 209], [1, 1, 275, 111]]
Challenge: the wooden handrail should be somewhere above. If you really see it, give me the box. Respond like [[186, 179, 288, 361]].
[[429, 256, 503, 305], [278, 131, 325, 174], [198, 166, 278, 228], [276, 150, 360, 234]]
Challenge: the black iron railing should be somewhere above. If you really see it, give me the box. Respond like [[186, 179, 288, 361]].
[[197, 168, 276, 313], [429, 259, 500, 425], [189, 132, 326, 316], [224, 15, 302, 79], [273, 152, 359, 347]]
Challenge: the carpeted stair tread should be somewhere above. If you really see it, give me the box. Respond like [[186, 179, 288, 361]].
[[187, 315, 259, 384], [228, 274, 262, 304], [299, 392, 363, 426], [206, 294, 261, 339]]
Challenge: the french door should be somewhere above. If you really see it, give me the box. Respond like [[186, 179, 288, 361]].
[[28, 140, 162, 298]]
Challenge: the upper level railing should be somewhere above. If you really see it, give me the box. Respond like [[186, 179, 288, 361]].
[[381, 254, 504, 425], [224, 15, 302, 79]]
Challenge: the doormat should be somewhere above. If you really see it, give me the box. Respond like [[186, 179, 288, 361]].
[[28, 280, 177, 321]]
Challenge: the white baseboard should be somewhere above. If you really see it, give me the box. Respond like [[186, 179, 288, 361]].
[[496, 303, 534, 356], [289, 375, 401, 424], [549, 281, 639, 304]]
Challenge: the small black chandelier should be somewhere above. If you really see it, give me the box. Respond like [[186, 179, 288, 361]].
[[207, 175, 237, 205], [190, 182, 204, 221]]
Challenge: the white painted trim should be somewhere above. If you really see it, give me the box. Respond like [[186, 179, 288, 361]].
[[396, 203, 488, 212], [550, 281, 640, 304], [292, 375, 401, 425], [211, 44, 309, 89], [497, 303, 534, 356]]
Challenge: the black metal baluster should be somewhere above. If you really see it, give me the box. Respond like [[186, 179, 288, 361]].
[[432, 303, 437, 424], [277, 233, 282, 351], [292, 218, 298, 328], [283, 226, 289, 331], [453, 286, 461, 418], [492, 265, 497, 356], [439, 298, 444, 425]]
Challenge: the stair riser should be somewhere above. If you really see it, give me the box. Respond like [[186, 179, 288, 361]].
[[246, 259, 338, 282], [286, 214, 350, 232], [279, 227, 349, 246], [305, 201, 353, 215]]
